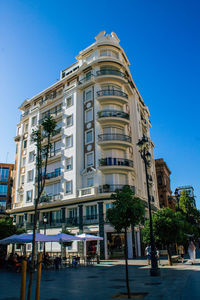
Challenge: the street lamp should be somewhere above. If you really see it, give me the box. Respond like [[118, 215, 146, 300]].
[[137, 135, 160, 276], [43, 216, 47, 262]]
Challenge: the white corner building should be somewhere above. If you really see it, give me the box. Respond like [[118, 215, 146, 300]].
[[10, 31, 159, 259]]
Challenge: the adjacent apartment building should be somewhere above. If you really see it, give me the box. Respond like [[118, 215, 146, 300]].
[[0, 163, 14, 214], [155, 158, 176, 211], [9, 31, 159, 258]]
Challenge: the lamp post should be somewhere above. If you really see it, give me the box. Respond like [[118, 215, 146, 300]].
[[137, 136, 160, 276], [43, 216, 47, 263]]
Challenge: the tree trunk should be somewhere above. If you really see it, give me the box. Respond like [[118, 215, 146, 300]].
[[124, 228, 131, 298], [27, 203, 38, 300], [167, 245, 172, 266]]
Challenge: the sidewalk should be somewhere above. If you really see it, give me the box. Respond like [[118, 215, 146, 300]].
[[0, 258, 199, 299]]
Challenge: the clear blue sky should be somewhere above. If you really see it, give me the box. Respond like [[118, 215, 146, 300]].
[[0, 0, 199, 206]]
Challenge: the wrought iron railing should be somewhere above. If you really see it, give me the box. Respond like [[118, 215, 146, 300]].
[[99, 158, 133, 167], [96, 69, 126, 78], [97, 89, 128, 98], [99, 184, 136, 194], [98, 133, 132, 143], [97, 110, 129, 120]]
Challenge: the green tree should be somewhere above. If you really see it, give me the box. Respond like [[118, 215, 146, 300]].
[[107, 186, 145, 298], [27, 115, 56, 300], [178, 190, 200, 239], [0, 217, 25, 240], [143, 208, 186, 265]]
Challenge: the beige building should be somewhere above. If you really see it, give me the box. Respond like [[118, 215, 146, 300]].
[[9, 31, 159, 258]]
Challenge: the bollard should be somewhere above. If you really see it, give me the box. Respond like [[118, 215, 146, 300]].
[[20, 258, 27, 300], [35, 252, 42, 300]]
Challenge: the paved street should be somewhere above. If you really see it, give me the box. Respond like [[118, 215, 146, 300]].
[[0, 258, 200, 299]]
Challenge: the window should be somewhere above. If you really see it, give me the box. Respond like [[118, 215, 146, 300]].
[[0, 167, 9, 181], [66, 157, 73, 171], [21, 175, 25, 185], [0, 183, 8, 197], [157, 176, 162, 185], [66, 96, 73, 107], [66, 115, 73, 127], [86, 205, 97, 219], [45, 182, 61, 196], [26, 190, 33, 202], [106, 203, 113, 210], [22, 157, 26, 166], [100, 49, 119, 59], [86, 152, 94, 167], [68, 208, 77, 218], [27, 170, 34, 182], [85, 90, 92, 101], [85, 130, 93, 144], [23, 140, 27, 149], [87, 177, 94, 187], [24, 123, 29, 132], [85, 109, 93, 123], [66, 181, 72, 194], [31, 116, 37, 126], [66, 135, 73, 148], [29, 134, 34, 145], [29, 151, 35, 163]]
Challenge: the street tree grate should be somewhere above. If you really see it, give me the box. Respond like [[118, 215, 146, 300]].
[[112, 292, 148, 299]]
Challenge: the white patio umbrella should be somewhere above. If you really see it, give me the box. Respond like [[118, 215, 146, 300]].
[[76, 233, 103, 259]]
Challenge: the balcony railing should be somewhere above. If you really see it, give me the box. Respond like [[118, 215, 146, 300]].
[[99, 184, 136, 194], [97, 89, 128, 99], [78, 186, 97, 197], [46, 168, 61, 179], [78, 74, 94, 85], [99, 157, 134, 168], [39, 107, 62, 124], [96, 69, 126, 78], [97, 110, 129, 120], [98, 133, 132, 143]]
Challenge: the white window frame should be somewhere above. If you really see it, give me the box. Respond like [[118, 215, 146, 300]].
[[85, 89, 92, 102], [65, 180, 72, 194], [66, 135, 73, 148], [66, 96, 73, 108], [86, 152, 94, 167], [87, 177, 94, 187], [66, 115, 73, 127], [27, 170, 34, 182], [31, 116, 37, 126], [85, 108, 93, 123], [26, 190, 33, 202], [85, 129, 93, 145], [29, 151, 35, 163], [66, 157, 73, 171]]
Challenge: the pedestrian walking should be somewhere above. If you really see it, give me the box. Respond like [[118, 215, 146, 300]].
[[145, 245, 151, 265], [178, 245, 185, 263], [188, 239, 196, 264]]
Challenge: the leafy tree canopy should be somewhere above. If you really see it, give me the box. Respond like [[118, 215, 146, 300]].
[[142, 208, 187, 246], [0, 218, 26, 240], [107, 185, 145, 232]]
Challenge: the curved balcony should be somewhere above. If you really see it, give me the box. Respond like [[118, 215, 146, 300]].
[[96, 69, 127, 83], [96, 89, 128, 104], [99, 184, 136, 194], [99, 157, 134, 172], [98, 133, 132, 148], [97, 109, 129, 125]]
